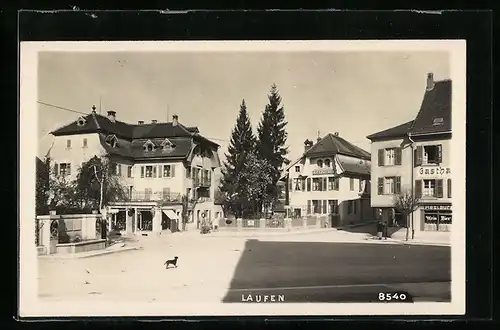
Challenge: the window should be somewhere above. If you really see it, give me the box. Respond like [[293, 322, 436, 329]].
[[143, 140, 155, 152], [127, 166, 133, 178], [328, 177, 335, 190], [359, 179, 364, 192], [385, 148, 395, 165], [186, 167, 191, 178], [163, 165, 171, 177], [328, 200, 338, 214], [294, 178, 301, 191], [145, 166, 153, 178], [295, 166, 300, 172], [66, 139, 71, 149], [317, 160, 323, 168], [312, 200, 321, 214], [377, 177, 401, 195], [110, 163, 121, 176], [58, 163, 71, 176], [77, 117, 86, 126], [105, 135, 118, 148], [423, 145, 441, 165], [144, 188, 152, 201], [312, 178, 322, 191], [161, 138, 175, 150], [324, 159, 331, 167], [423, 179, 435, 197], [162, 187, 170, 200], [82, 138, 87, 148], [334, 178, 340, 191], [378, 147, 402, 166], [447, 179, 452, 198], [350, 178, 355, 191]]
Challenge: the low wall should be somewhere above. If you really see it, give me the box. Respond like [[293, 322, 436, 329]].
[[217, 215, 328, 232], [56, 239, 106, 254]]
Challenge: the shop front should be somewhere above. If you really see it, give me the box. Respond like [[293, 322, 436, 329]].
[[419, 203, 452, 232]]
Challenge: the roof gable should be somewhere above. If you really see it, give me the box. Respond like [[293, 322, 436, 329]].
[[366, 120, 414, 141], [304, 133, 371, 160]]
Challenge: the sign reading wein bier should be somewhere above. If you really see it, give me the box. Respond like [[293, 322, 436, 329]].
[[418, 167, 451, 176], [312, 168, 335, 176]]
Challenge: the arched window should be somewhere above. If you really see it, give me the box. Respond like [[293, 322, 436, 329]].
[[317, 159, 323, 168], [324, 159, 331, 167]]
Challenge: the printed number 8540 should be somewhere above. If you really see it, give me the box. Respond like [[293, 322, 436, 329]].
[[378, 292, 408, 302]]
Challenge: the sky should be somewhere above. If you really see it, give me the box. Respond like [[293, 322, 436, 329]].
[[37, 50, 449, 163]]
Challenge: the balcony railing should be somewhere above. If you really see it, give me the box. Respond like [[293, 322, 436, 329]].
[[129, 190, 182, 203], [193, 178, 211, 188]]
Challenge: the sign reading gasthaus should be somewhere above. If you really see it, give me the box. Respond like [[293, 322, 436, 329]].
[[418, 167, 451, 176]]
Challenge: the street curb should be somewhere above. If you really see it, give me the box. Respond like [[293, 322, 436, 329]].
[[38, 246, 143, 260], [399, 241, 451, 247]]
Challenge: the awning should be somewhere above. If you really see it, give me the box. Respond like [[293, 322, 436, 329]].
[[163, 209, 179, 220]]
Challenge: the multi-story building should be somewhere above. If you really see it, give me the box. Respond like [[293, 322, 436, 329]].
[[47, 107, 223, 234], [366, 73, 452, 233], [280, 132, 373, 227]]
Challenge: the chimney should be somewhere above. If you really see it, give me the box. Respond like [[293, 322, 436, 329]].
[[138, 120, 144, 125], [334, 132, 339, 136], [172, 114, 179, 126], [91, 105, 97, 114], [151, 120, 157, 124], [426, 72, 435, 91], [107, 110, 116, 123]]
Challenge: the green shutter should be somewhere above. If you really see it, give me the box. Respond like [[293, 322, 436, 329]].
[[414, 180, 422, 198], [395, 147, 402, 165], [302, 178, 306, 191], [378, 149, 385, 166], [435, 179, 443, 198], [377, 177, 384, 195], [395, 176, 401, 194], [414, 146, 423, 167]]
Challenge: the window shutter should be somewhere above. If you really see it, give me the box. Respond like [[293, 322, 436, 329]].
[[306, 178, 311, 191], [435, 179, 443, 198], [307, 200, 311, 215], [208, 170, 211, 183], [414, 146, 423, 167], [140, 166, 144, 178], [302, 178, 306, 191], [437, 145, 443, 163], [153, 166, 157, 178], [67, 164, 71, 176], [395, 147, 402, 165], [171, 165, 175, 177], [378, 149, 385, 166], [395, 176, 401, 194], [414, 180, 422, 198], [118, 164, 122, 176], [323, 178, 327, 192], [322, 200, 327, 214], [158, 165, 162, 178], [447, 179, 452, 198], [335, 178, 340, 191], [377, 177, 384, 195]]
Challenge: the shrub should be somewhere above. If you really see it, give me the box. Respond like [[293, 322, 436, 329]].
[[200, 224, 211, 234]]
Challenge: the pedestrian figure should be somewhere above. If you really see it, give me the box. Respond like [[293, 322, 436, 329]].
[[383, 221, 389, 240], [376, 221, 384, 240]]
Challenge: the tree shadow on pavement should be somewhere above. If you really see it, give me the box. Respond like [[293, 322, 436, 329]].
[[222, 239, 451, 303]]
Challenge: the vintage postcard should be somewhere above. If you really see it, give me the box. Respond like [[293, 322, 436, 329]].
[[19, 40, 466, 317]]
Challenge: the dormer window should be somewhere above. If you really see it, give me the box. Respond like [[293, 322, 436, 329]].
[[160, 138, 175, 150], [433, 117, 444, 126], [105, 134, 118, 148], [76, 117, 87, 127], [317, 159, 323, 168], [143, 140, 156, 152], [324, 159, 331, 167]]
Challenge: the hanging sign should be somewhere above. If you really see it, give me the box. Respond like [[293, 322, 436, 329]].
[[312, 168, 335, 176], [422, 205, 452, 211]]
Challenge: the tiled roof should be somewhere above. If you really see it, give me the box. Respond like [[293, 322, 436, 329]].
[[366, 120, 415, 140], [304, 133, 371, 160], [366, 79, 452, 140], [409, 80, 451, 135], [51, 112, 218, 161], [338, 159, 371, 177]]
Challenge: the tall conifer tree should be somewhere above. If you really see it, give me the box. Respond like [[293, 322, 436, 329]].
[[256, 84, 290, 206]]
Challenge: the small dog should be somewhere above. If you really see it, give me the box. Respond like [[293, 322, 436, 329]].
[[164, 256, 178, 269]]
